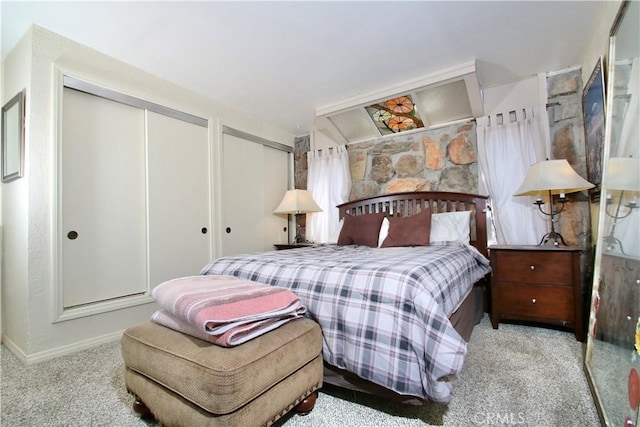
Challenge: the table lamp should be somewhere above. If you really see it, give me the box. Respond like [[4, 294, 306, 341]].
[[603, 157, 640, 254], [514, 159, 594, 246], [273, 189, 322, 243]]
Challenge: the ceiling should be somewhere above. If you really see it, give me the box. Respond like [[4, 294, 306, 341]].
[[1, 1, 605, 137]]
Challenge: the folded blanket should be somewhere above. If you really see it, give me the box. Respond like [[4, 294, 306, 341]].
[[151, 275, 306, 347]]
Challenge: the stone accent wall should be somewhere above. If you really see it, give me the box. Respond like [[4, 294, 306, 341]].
[[546, 68, 592, 248], [293, 135, 310, 190], [293, 135, 311, 239], [346, 123, 478, 200]]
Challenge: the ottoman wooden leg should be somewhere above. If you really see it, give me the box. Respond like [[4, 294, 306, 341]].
[[294, 391, 318, 416], [132, 396, 154, 419]]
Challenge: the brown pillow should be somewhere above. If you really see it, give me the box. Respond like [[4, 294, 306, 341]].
[[337, 212, 386, 247], [381, 208, 432, 247]]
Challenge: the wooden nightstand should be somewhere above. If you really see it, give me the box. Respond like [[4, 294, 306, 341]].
[[489, 245, 584, 341], [273, 243, 315, 250]]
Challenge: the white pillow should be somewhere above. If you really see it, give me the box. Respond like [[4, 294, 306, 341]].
[[430, 211, 471, 244], [331, 218, 344, 244], [377, 217, 390, 247]]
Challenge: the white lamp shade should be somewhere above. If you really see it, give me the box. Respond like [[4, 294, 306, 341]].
[[273, 189, 322, 214], [514, 159, 595, 196], [607, 157, 640, 191]]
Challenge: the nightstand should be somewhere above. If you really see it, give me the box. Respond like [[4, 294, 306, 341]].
[[273, 243, 315, 250], [489, 245, 584, 341]]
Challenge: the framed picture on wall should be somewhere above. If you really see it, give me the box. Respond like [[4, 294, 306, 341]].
[[1, 89, 26, 183], [582, 57, 605, 201]]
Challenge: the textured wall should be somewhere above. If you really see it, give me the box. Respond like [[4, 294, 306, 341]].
[[294, 122, 478, 197], [547, 68, 592, 248], [345, 122, 478, 200], [293, 135, 310, 190]]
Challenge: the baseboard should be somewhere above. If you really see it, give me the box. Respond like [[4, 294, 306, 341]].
[[1, 335, 29, 364], [1, 329, 125, 364]]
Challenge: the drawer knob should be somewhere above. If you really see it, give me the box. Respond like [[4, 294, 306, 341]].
[[530, 265, 535, 271], [532, 298, 536, 304]]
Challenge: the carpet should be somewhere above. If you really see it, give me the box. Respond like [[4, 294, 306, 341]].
[[0, 315, 600, 426]]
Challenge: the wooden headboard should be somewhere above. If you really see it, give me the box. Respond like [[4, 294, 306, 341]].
[[337, 191, 489, 258]]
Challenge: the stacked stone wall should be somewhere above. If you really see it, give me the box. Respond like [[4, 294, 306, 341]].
[[346, 123, 478, 200], [547, 68, 591, 248]]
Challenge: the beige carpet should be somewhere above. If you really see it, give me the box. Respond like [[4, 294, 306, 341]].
[[0, 315, 600, 426]]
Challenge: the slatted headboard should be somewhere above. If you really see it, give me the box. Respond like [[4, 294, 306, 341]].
[[337, 191, 489, 258]]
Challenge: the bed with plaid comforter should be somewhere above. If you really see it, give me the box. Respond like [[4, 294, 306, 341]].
[[200, 242, 490, 403]]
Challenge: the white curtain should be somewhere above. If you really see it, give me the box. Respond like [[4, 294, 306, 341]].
[[477, 107, 550, 245], [306, 145, 351, 243]]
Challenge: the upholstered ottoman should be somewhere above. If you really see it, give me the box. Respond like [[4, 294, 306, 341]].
[[121, 317, 323, 426]]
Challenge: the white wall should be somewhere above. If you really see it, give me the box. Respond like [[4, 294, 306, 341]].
[[482, 74, 547, 115], [481, 1, 623, 119], [0, 0, 3, 343], [1, 25, 294, 362], [581, 1, 623, 88], [1, 31, 31, 351]]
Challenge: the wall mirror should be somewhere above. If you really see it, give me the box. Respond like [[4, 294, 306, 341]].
[[585, 1, 640, 426]]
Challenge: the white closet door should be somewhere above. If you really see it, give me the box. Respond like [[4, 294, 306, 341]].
[[221, 133, 289, 256], [61, 88, 147, 308], [147, 112, 210, 288], [263, 147, 290, 248]]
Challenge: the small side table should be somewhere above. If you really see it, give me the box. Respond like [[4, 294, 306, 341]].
[[273, 243, 315, 250], [489, 245, 584, 341]]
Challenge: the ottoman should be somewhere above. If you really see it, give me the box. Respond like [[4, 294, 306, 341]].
[[121, 317, 323, 427]]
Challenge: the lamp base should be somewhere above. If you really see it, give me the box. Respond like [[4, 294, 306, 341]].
[[603, 233, 625, 254], [539, 231, 567, 247], [293, 220, 306, 244]]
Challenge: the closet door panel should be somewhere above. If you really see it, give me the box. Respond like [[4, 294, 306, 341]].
[[263, 147, 289, 248], [147, 112, 210, 288], [221, 134, 264, 256], [221, 133, 289, 256], [61, 88, 147, 308]]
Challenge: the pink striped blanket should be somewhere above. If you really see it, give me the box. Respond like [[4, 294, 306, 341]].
[[151, 275, 306, 347]]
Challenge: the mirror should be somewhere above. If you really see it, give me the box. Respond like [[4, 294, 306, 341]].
[[585, 1, 640, 426]]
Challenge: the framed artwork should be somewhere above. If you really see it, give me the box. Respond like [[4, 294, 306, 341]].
[[2, 90, 26, 183], [582, 57, 605, 201]]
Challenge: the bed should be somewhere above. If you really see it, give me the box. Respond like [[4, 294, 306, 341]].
[[200, 191, 490, 404]]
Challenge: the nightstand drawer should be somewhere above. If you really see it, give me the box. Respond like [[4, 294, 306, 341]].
[[489, 245, 583, 341], [493, 250, 574, 286], [495, 282, 574, 323]]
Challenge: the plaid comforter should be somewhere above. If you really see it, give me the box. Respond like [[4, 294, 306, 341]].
[[200, 242, 490, 403]]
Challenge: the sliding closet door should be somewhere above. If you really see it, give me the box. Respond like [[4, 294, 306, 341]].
[[61, 88, 147, 307], [147, 111, 210, 287], [263, 146, 290, 249], [221, 132, 289, 256]]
